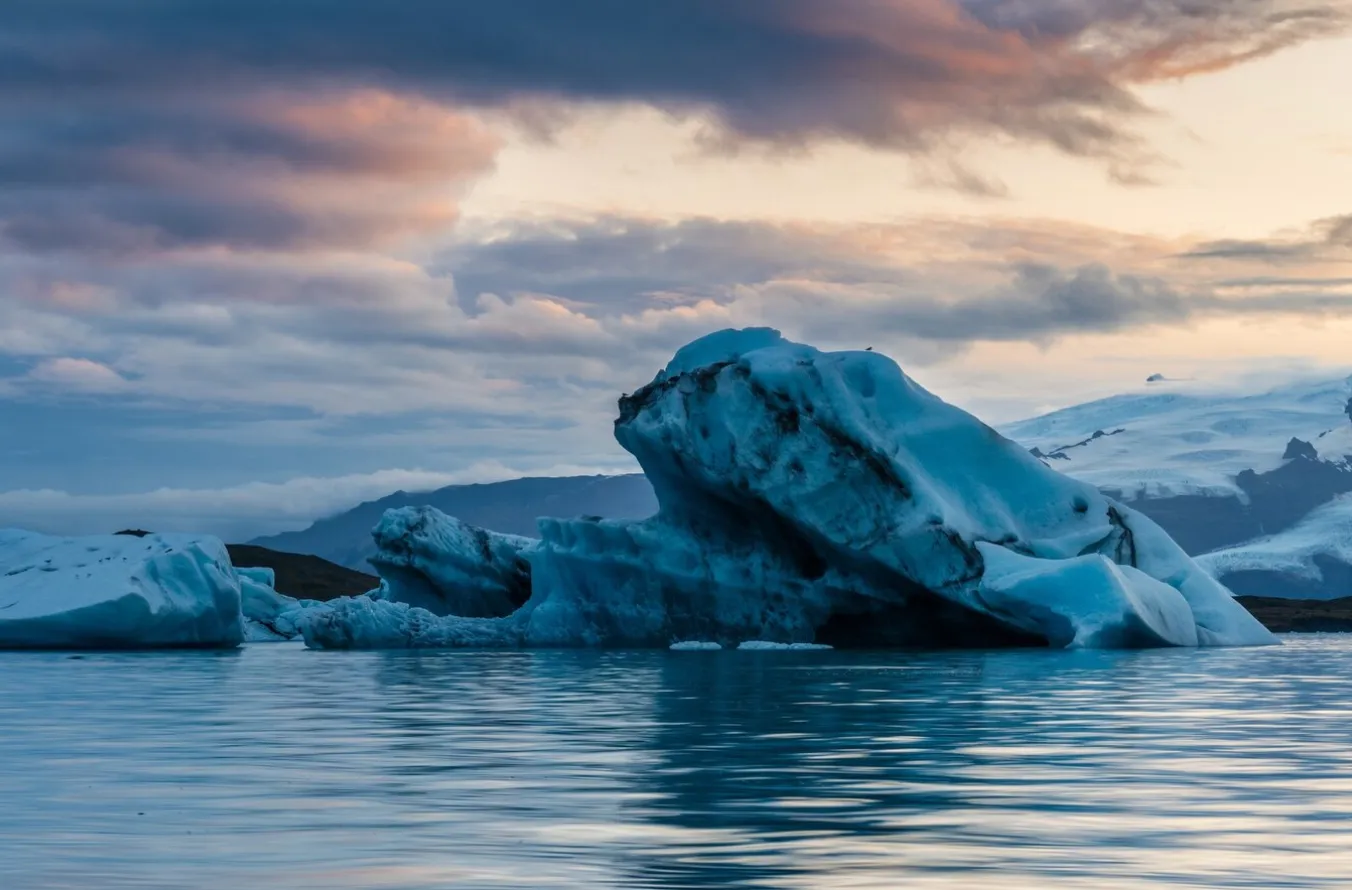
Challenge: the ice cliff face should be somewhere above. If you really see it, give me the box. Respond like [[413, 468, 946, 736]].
[[301, 329, 1275, 651]]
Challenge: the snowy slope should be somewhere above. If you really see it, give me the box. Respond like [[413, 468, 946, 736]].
[[0, 530, 244, 649], [1003, 374, 1352, 596], [300, 328, 1272, 651], [1003, 376, 1352, 501], [1197, 495, 1352, 600]]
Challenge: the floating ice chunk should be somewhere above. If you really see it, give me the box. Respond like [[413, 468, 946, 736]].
[[238, 567, 293, 628], [656, 326, 787, 383], [0, 529, 243, 649], [298, 595, 524, 649], [737, 641, 834, 650], [670, 641, 723, 651]]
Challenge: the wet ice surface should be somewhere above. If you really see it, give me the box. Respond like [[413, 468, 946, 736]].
[[4, 638, 1352, 889]]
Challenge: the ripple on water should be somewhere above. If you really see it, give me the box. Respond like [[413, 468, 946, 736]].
[[3, 637, 1352, 889]]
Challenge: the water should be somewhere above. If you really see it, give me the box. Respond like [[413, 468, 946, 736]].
[[4, 638, 1352, 889]]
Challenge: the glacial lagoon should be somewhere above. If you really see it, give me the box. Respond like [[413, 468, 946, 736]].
[[4, 638, 1352, 889]]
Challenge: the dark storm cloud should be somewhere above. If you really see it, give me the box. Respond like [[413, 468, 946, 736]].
[[440, 217, 1352, 348], [0, 90, 500, 253], [0, 1, 1344, 253], [906, 262, 1194, 341], [1180, 214, 1352, 263], [4, 0, 1346, 153]]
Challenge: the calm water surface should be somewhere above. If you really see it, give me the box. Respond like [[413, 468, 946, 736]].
[[4, 637, 1352, 889]]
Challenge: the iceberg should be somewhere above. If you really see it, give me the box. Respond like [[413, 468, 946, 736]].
[[301, 329, 1275, 651], [0, 529, 244, 649]]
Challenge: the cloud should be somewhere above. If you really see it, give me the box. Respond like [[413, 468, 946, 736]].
[[26, 357, 127, 392], [0, 90, 499, 254], [444, 215, 1352, 349], [8, 214, 1352, 423], [0, 463, 635, 541], [4, 0, 1345, 174], [4, 210, 1352, 540], [4, 1, 1349, 538], [1180, 213, 1352, 262]]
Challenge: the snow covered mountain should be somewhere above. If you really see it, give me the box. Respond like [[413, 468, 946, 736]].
[[1197, 495, 1352, 600], [1004, 374, 1352, 598], [250, 474, 657, 570]]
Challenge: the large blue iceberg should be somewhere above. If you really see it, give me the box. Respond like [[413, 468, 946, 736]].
[[301, 329, 1276, 650]]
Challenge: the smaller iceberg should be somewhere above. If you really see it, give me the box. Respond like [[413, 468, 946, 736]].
[[737, 641, 834, 651], [0, 529, 244, 649]]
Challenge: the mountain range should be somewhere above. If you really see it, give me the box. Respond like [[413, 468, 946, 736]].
[[252, 474, 657, 570], [1004, 374, 1352, 599]]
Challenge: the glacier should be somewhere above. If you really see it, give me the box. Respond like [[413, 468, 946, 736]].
[[301, 329, 1275, 651], [1198, 494, 1352, 600], [1004, 374, 1352, 503], [0, 530, 245, 649]]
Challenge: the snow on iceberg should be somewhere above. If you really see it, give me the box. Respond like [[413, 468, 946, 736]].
[[975, 544, 1199, 648], [0, 529, 244, 649], [369, 506, 534, 617], [302, 329, 1275, 651]]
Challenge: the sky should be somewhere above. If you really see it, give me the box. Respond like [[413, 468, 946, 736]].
[[3, 0, 1352, 539]]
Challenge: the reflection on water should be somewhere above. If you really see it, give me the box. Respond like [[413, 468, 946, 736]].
[[4, 638, 1352, 888]]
